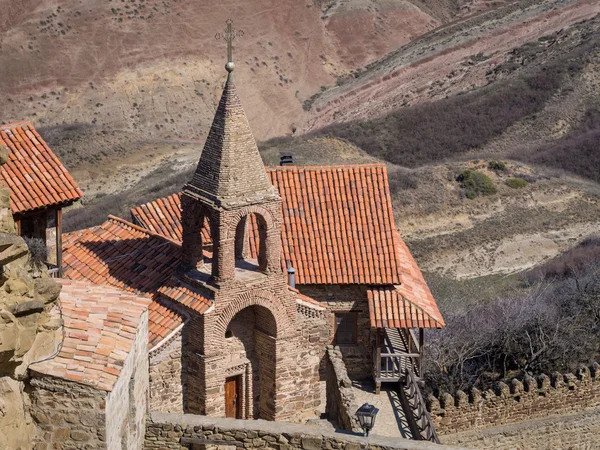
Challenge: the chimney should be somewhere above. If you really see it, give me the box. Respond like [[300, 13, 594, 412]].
[[279, 152, 294, 166], [287, 266, 296, 289]]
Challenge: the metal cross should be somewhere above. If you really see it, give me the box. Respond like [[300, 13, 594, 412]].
[[215, 19, 244, 65]]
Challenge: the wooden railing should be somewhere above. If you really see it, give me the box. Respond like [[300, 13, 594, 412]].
[[373, 328, 422, 385], [403, 369, 440, 443], [380, 352, 420, 381]]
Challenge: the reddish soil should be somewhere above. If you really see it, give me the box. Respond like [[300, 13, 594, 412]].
[[303, 0, 600, 132]]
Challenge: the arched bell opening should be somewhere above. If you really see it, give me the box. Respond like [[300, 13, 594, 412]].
[[233, 213, 269, 275]]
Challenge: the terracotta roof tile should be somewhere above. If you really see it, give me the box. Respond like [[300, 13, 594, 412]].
[[62, 216, 186, 346], [367, 237, 445, 329], [131, 164, 403, 285], [29, 279, 150, 391], [0, 121, 83, 214]]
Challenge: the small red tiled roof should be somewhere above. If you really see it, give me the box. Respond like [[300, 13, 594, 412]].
[[62, 216, 186, 346], [131, 164, 402, 285], [368, 236, 445, 329], [289, 286, 327, 310], [29, 279, 150, 391], [0, 121, 83, 214]]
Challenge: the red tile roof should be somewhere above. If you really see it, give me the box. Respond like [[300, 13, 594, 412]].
[[157, 278, 212, 315], [29, 279, 150, 391], [62, 215, 186, 347], [62, 216, 331, 346], [0, 121, 83, 214], [367, 236, 445, 329], [131, 164, 402, 285]]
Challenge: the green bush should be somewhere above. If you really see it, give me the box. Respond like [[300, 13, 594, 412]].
[[457, 170, 497, 198], [505, 177, 528, 189], [488, 160, 507, 172]]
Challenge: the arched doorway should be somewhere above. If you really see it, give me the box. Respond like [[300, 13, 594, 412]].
[[221, 304, 277, 419]]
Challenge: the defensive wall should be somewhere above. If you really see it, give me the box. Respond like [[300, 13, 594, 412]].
[[427, 363, 600, 435]]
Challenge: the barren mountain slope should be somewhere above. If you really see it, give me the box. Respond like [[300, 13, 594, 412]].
[[303, 0, 600, 131], [0, 0, 446, 142]]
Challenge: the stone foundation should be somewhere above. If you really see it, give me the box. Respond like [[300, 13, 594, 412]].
[[29, 376, 107, 449], [428, 364, 600, 434], [144, 412, 468, 450]]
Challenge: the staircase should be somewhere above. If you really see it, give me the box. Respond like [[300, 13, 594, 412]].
[[398, 369, 440, 443], [377, 328, 439, 443]]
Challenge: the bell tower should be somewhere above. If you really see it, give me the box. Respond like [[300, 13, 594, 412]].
[[178, 21, 321, 422], [179, 20, 282, 286]]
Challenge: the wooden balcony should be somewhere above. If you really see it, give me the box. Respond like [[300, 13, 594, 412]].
[[373, 328, 423, 393]]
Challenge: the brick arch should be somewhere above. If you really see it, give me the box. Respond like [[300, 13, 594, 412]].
[[226, 205, 275, 239], [213, 291, 292, 346]]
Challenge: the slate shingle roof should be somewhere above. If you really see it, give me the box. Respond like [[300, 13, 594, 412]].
[[0, 121, 83, 214], [132, 164, 402, 285], [29, 279, 150, 391]]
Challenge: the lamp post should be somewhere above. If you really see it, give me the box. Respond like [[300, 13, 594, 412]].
[[356, 403, 379, 437]]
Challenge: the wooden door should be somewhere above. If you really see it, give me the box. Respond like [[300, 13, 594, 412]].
[[225, 376, 241, 418]]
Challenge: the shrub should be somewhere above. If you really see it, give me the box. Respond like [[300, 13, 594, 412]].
[[505, 177, 528, 188], [24, 237, 48, 268], [456, 170, 497, 198], [425, 261, 600, 393], [488, 160, 507, 172]]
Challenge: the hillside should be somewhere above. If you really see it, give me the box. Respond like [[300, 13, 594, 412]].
[[2, 0, 599, 282]]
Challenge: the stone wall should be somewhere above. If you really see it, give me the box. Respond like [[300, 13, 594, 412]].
[[149, 333, 184, 413], [29, 376, 107, 449], [325, 346, 362, 433], [441, 408, 600, 449], [428, 363, 600, 434], [144, 411, 468, 450], [105, 309, 149, 449], [298, 285, 372, 380]]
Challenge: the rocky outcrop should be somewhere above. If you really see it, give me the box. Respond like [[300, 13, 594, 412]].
[[0, 144, 62, 449]]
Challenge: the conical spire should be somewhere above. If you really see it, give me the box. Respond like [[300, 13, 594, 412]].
[[183, 78, 278, 209]]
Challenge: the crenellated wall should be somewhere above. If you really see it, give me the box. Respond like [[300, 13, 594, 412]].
[[427, 363, 600, 434]]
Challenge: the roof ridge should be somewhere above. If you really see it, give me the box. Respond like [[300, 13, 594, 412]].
[[268, 163, 386, 171], [0, 121, 33, 130], [107, 215, 182, 246]]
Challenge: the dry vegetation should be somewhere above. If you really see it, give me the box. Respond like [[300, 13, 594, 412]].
[[424, 237, 600, 393]]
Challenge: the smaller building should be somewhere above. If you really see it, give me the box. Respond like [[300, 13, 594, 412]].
[[28, 279, 150, 450], [0, 121, 83, 272]]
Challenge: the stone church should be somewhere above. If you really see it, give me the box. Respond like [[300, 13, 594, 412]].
[[62, 61, 444, 423]]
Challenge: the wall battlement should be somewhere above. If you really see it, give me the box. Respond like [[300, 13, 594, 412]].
[[427, 363, 600, 434]]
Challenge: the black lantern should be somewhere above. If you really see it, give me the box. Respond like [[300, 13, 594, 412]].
[[356, 403, 379, 436]]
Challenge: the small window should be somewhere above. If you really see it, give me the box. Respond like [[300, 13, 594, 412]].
[[225, 329, 233, 338], [334, 312, 357, 345]]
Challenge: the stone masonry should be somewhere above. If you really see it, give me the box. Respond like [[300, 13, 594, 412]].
[[170, 76, 328, 422], [428, 363, 600, 434], [144, 412, 468, 450], [299, 285, 372, 380], [325, 346, 362, 433]]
